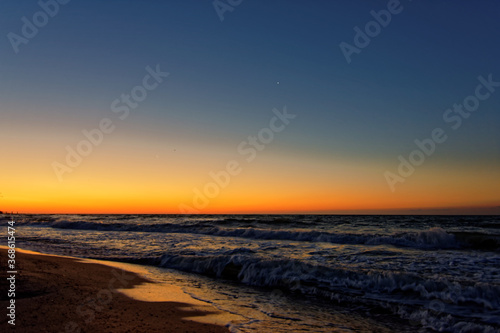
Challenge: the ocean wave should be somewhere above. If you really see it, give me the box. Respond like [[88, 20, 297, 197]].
[[153, 252, 500, 316], [16, 217, 500, 251], [151, 251, 500, 331]]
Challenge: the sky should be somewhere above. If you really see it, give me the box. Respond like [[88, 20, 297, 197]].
[[1, 0, 499, 214]]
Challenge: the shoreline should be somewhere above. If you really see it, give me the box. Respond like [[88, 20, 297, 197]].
[[0, 247, 233, 332]]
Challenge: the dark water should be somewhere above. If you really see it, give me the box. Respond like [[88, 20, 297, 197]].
[[3, 214, 500, 332]]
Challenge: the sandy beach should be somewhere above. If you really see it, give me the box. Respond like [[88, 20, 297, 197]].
[[0, 248, 231, 333]]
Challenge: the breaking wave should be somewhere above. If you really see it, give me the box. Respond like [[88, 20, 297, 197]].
[[17, 217, 500, 251]]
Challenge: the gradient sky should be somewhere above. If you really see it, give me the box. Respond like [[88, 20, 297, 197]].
[[1, 0, 499, 214]]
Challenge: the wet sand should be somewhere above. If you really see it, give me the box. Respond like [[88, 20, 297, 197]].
[[0, 248, 231, 332]]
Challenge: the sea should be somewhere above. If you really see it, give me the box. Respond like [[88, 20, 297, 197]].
[[2, 214, 500, 332]]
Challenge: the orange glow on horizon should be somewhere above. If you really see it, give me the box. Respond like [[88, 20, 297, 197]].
[[2, 126, 499, 215]]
